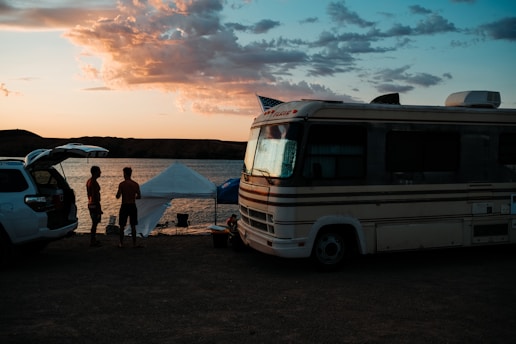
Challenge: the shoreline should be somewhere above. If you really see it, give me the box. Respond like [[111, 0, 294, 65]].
[[76, 224, 214, 236]]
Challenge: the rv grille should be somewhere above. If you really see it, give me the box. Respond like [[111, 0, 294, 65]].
[[239, 204, 274, 233], [249, 209, 267, 220]]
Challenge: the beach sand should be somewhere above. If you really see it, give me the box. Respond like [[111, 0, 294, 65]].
[[1, 234, 516, 343]]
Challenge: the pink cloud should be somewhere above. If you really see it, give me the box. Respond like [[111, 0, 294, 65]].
[[1, 82, 12, 96], [0, 2, 117, 30], [2, 1, 358, 113], [62, 0, 343, 114]]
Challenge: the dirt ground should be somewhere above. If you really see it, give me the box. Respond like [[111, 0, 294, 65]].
[[1, 233, 516, 344]]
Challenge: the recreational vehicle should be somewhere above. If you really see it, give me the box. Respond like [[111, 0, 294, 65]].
[[238, 91, 516, 269]]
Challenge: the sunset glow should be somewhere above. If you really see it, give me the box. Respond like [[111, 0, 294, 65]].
[[1, 0, 515, 141]]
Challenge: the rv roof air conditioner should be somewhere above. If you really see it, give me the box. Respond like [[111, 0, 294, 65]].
[[445, 91, 501, 108]]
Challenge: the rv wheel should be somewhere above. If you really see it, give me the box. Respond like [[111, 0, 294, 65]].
[[312, 230, 346, 271]]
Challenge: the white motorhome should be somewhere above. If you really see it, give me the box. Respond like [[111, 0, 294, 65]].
[[238, 91, 516, 269]]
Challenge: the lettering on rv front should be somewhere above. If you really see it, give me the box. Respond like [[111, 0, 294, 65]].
[[264, 109, 298, 117]]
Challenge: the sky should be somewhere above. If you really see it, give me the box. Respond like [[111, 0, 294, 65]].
[[1, 0, 515, 142]]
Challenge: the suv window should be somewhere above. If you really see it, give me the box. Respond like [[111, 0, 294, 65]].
[[0, 169, 29, 192], [32, 169, 66, 188], [32, 169, 60, 188]]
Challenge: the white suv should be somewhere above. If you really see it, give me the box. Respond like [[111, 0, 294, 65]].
[[0, 143, 108, 262]]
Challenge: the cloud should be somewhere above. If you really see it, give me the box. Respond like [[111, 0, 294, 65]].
[[225, 19, 280, 34], [414, 13, 457, 34], [309, 30, 396, 62], [406, 72, 443, 86], [62, 0, 350, 113], [60, 0, 466, 110], [300, 17, 318, 24], [225, 22, 247, 31], [409, 5, 432, 15], [0, 82, 21, 96], [376, 84, 414, 94], [0, 1, 116, 30], [382, 13, 457, 37], [0, 0, 13, 11], [2, 0, 482, 112], [251, 19, 280, 34], [1, 82, 12, 96], [480, 17, 516, 41], [83, 86, 112, 91], [384, 24, 413, 36], [371, 66, 447, 93], [327, 0, 374, 28]]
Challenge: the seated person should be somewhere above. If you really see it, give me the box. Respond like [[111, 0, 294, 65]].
[[226, 214, 238, 231]]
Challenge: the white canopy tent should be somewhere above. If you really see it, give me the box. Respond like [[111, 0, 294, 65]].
[[125, 162, 217, 237]]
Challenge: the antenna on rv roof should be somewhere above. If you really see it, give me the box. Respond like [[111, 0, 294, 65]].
[[370, 93, 400, 105]]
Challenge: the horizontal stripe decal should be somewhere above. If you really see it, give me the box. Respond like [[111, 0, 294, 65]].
[[272, 213, 477, 226], [239, 184, 515, 207], [239, 194, 509, 208]]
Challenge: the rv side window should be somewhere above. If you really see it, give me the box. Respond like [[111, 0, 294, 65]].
[[303, 124, 366, 179], [243, 128, 260, 174], [386, 131, 460, 172], [498, 133, 516, 164]]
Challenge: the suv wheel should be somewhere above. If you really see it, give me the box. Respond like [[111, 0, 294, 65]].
[[0, 227, 13, 267]]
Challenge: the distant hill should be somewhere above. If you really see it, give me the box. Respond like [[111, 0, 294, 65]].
[[0, 130, 246, 160]]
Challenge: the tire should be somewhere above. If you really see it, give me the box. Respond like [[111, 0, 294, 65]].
[[0, 228, 13, 267], [311, 230, 347, 271], [20, 240, 49, 255], [29, 240, 49, 252]]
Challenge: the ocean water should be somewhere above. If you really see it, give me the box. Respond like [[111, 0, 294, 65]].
[[61, 158, 243, 236]]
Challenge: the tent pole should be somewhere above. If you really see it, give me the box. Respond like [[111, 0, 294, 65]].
[[214, 198, 217, 225]]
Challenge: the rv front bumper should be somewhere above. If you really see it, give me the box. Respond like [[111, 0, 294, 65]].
[[238, 225, 311, 258]]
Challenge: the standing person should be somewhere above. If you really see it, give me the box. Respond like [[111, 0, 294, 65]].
[[116, 167, 141, 248], [86, 165, 103, 247]]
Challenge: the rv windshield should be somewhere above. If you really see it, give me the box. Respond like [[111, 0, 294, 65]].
[[243, 123, 302, 178]]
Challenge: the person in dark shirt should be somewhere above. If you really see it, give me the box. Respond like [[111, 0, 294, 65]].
[[226, 213, 238, 231], [116, 167, 141, 248], [86, 166, 102, 247]]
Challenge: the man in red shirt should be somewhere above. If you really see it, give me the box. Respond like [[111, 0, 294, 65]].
[[86, 165, 102, 247], [116, 167, 141, 248]]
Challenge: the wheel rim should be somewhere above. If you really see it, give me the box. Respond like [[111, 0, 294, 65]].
[[315, 232, 345, 265]]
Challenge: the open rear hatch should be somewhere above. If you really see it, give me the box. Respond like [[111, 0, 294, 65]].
[[25, 143, 109, 170], [23, 143, 109, 229]]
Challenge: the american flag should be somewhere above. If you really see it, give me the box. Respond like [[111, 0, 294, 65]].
[[257, 94, 284, 112]]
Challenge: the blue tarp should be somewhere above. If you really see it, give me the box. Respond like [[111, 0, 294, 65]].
[[216, 178, 240, 204]]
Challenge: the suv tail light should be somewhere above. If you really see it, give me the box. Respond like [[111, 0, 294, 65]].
[[25, 195, 48, 212]]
